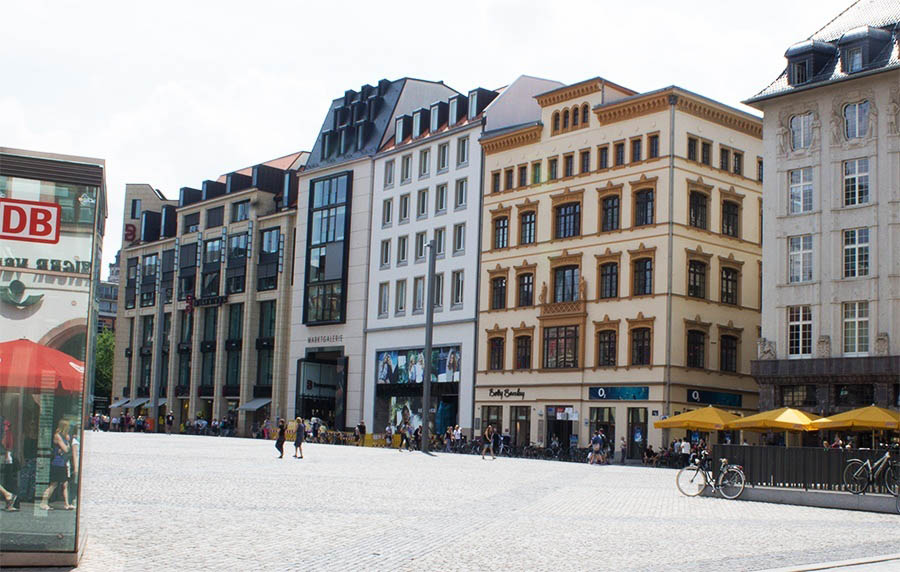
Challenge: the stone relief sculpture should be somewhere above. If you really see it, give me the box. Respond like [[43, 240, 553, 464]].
[[887, 88, 900, 136], [830, 113, 843, 146], [538, 281, 547, 305], [816, 335, 831, 358], [758, 338, 776, 360], [875, 332, 890, 356], [578, 277, 587, 301], [810, 113, 821, 149], [776, 124, 789, 157]]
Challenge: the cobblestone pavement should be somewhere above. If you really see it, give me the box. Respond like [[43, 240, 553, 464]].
[[52, 433, 900, 571]]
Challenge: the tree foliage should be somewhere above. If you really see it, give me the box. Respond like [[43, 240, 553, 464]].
[[94, 329, 115, 399]]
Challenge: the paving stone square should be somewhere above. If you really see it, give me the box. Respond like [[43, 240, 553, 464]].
[[52, 433, 900, 571]]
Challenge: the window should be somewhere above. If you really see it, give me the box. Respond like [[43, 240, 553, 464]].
[[788, 306, 812, 358], [844, 101, 869, 139], [130, 198, 141, 220], [491, 277, 506, 310], [554, 203, 580, 239], [517, 273, 533, 307], [648, 135, 659, 159], [701, 141, 711, 165], [597, 331, 616, 367], [553, 265, 579, 302], [631, 139, 642, 163], [395, 279, 406, 314], [836, 383, 875, 407], [614, 143, 625, 166], [520, 211, 536, 244], [600, 263, 618, 298], [415, 232, 426, 260], [453, 223, 465, 253], [401, 154, 412, 182], [563, 109, 569, 129], [563, 155, 574, 177], [306, 174, 350, 321], [232, 200, 250, 222], [454, 178, 467, 208], [781, 384, 817, 408], [438, 143, 449, 171], [687, 137, 698, 161], [382, 198, 392, 226], [791, 61, 809, 84], [399, 194, 410, 222], [433, 273, 444, 308], [722, 201, 739, 237], [515, 336, 532, 369], [505, 168, 515, 189], [721, 267, 738, 305], [843, 301, 869, 356], [457, 136, 469, 165], [757, 158, 764, 182], [601, 196, 619, 232], [207, 206, 224, 228], [549, 158, 558, 180], [493, 216, 509, 249], [843, 158, 869, 206], [378, 282, 389, 317], [634, 190, 654, 226], [518, 165, 528, 187], [733, 152, 743, 176], [451, 270, 464, 307], [532, 162, 542, 184], [633, 258, 652, 296], [686, 330, 705, 368], [572, 107, 579, 127], [846, 47, 863, 72], [790, 114, 812, 150], [788, 235, 813, 283], [204, 238, 223, 264], [552, 112, 560, 132], [543, 325, 579, 369], [789, 168, 813, 214], [380, 239, 391, 268], [688, 260, 706, 298], [384, 159, 395, 187], [631, 328, 651, 365], [434, 227, 445, 256], [598, 146, 609, 169], [843, 228, 869, 278], [580, 150, 590, 174], [413, 276, 425, 312], [491, 172, 501, 193], [435, 184, 447, 213], [489, 338, 505, 371], [417, 189, 428, 218], [720, 148, 731, 171], [689, 192, 707, 229], [397, 235, 408, 265], [582, 104, 589, 125], [720, 335, 738, 372]]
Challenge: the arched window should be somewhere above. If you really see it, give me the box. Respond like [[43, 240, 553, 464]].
[[582, 104, 589, 125], [571, 106, 579, 126], [552, 112, 560, 132], [562, 109, 569, 129]]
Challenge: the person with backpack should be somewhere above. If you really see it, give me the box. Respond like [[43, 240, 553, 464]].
[[589, 430, 603, 465]]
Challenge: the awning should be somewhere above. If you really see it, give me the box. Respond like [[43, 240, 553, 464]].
[[110, 398, 130, 408], [237, 398, 271, 412], [128, 398, 151, 409], [157, 398, 167, 407]]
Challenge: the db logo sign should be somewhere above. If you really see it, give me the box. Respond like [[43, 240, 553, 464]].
[[0, 198, 61, 244]]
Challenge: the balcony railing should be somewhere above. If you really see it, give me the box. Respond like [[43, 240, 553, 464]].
[[540, 299, 585, 317]]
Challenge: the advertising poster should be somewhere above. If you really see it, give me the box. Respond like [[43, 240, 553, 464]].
[[375, 345, 461, 384]]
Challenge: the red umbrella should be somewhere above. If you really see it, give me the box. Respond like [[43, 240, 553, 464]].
[[0, 338, 84, 392]]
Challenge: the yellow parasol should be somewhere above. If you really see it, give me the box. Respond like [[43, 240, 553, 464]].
[[653, 406, 740, 431], [810, 405, 900, 431], [725, 407, 821, 432]]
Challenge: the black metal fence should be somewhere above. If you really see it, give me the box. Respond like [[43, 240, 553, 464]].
[[713, 444, 897, 495]]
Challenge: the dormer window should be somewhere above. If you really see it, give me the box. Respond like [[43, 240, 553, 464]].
[[784, 40, 837, 87], [790, 61, 808, 84], [468, 93, 477, 119], [412, 113, 421, 138], [449, 99, 458, 125], [847, 47, 863, 72], [430, 107, 440, 132]]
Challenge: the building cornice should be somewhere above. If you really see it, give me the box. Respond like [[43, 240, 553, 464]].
[[481, 124, 542, 156]]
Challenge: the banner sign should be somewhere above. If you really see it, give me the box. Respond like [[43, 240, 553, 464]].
[[589, 386, 649, 400], [686, 388, 742, 407]]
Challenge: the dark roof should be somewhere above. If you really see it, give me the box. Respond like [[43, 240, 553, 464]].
[[479, 120, 541, 141], [747, 0, 900, 104]]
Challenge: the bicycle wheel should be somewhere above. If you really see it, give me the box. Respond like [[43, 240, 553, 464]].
[[842, 459, 869, 494], [676, 465, 707, 497], [884, 462, 900, 497], [718, 467, 746, 499]]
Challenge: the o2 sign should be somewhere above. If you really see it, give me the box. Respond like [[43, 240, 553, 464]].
[[0, 198, 61, 244]]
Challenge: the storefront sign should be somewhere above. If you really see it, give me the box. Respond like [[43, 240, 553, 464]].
[[308, 334, 343, 344], [0, 198, 61, 244], [589, 386, 649, 400], [376, 345, 460, 383], [0, 256, 91, 274], [194, 295, 227, 307], [488, 388, 525, 399], [687, 388, 742, 408], [0, 279, 44, 307]]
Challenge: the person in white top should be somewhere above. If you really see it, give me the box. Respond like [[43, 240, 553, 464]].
[[680, 438, 692, 467]]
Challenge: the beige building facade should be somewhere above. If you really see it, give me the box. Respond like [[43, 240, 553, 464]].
[[475, 80, 763, 457]]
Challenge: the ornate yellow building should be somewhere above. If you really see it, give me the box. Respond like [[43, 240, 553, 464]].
[[475, 80, 763, 457]]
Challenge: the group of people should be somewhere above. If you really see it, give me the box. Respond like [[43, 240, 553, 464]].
[[89, 412, 239, 436], [93, 412, 151, 432], [384, 420, 422, 451]]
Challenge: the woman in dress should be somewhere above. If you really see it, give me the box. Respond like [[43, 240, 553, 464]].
[[293, 417, 305, 459], [378, 354, 394, 384], [275, 419, 286, 459], [40, 419, 74, 510]]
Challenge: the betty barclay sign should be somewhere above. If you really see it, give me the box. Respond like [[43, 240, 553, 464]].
[[0, 198, 61, 244], [488, 388, 526, 399]]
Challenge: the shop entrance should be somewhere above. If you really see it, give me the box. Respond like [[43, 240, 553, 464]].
[[627, 407, 648, 459], [545, 405, 574, 449], [589, 406, 615, 449], [296, 352, 347, 431], [510, 406, 531, 447]]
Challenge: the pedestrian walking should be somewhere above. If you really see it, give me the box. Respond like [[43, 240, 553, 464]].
[[293, 417, 305, 459], [680, 438, 691, 467], [384, 424, 393, 448], [398, 422, 411, 451], [482, 424, 495, 460], [589, 430, 603, 465], [40, 419, 74, 510], [358, 420, 367, 446], [166, 413, 174, 435], [275, 419, 286, 459], [263, 418, 271, 440], [619, 437, 627, 465]]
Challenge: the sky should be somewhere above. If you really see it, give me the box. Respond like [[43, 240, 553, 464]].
[[1, 0, 852, 278]]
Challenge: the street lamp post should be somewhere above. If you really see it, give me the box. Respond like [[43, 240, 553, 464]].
[[421, 239, 436, 454]]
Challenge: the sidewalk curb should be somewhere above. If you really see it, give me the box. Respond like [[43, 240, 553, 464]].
[[759, 552, 900, 571]]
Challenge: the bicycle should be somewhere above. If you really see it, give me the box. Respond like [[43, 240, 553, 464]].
[[676, 451, 746, 500], [842, 451, 900, 496]]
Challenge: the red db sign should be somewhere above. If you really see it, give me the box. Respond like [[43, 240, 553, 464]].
[[0, 198, 61, 244]]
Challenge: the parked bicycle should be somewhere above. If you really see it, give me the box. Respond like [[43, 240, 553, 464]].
[[842, 450, 900, 496], [676, 450, 746, 499]]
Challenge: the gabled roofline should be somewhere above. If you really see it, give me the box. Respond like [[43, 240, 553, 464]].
[[744, 63, 900, 106], [534, 77, 638, 107]]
